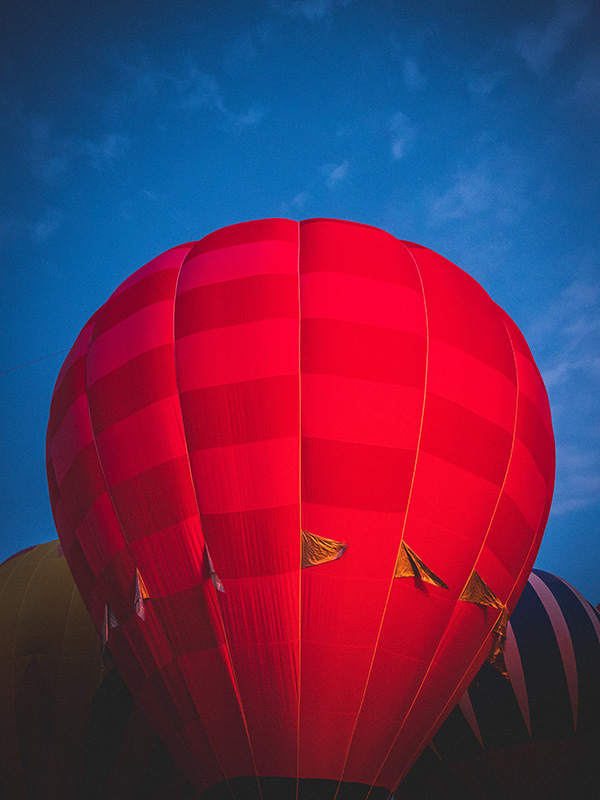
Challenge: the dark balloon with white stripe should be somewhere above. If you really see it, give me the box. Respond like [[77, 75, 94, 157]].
[[399, 569, 600, 800]]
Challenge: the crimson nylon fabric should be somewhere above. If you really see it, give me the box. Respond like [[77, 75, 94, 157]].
[[46, 218, 555, 799]]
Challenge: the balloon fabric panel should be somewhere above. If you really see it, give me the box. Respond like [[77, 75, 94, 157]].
[[46, 218, 555, 799], [174, 221, 301, 779]]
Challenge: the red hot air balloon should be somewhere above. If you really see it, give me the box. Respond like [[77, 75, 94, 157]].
[[46, 218, 555, 799]]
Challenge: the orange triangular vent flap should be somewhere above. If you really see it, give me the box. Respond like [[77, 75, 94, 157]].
[[301, 530, 347, 568], [134, 569, 150, 620], [488, 636, 509, 679], [394, 542, 449, 589], [459, 571, 507, 627]]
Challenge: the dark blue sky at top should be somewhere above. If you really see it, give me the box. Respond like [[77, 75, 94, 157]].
[[1, 0, 598, 600]]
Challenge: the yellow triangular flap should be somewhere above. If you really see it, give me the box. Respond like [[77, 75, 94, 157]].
[[460, 570, 508, 636], [136, 569, 150, 599], [460, 571, 509, 673], [487, 635, 509, 679], [394, 542, 449, 589], [459, 570, 503, 608], [301, 530, 347, 568]]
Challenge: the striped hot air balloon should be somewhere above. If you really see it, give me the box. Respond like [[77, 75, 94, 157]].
[[399, 569, 600, 800]]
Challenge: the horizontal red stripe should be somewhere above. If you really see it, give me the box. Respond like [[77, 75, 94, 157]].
[[302, 571, 392, 648], [300, 271, 425, 335], [94, 395, 189, 486], [415, 246, 517, 384], [300, 219, 421, 290], [407, 451, 504, 540], [516, 391, 555, 486], [189, 437, 298, 514], [302, 437, 415, 511], [187, 218, 298, 256], [503, 440, 551, 531], [428, 339, 517, 434], [301, 318, 426, 386], [58, 439, 108, 523], [50, 393, 94, 485], [80, 493, 128, 573], [421, 393, 513, 486], [109, 456, 199, 541], [178, 239, 299, 295], [174, 319, 299, 391], [91, 268, 179, 341], [146, 587, 222, 656], [86, 300, 175, 386], [180, 375, 298, 451], [47, 354, 87, 440], [175, 273, 299, 339], [87, 345, 176, 434], [301, 374, 423, 449], [200, 505, 300, 579], [485, 491, 535, 577]]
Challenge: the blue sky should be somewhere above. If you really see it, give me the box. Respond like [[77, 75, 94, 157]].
[[1, 0, 598, 601]]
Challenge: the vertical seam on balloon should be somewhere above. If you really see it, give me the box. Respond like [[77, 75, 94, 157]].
[[81, 254, 216, 797], [0, 540, 45, 602], [296, 220, 302, 800], [171, 248, 263, 800], [332, 240, 431, 800], [368, 311, 522, 796], [390, 513, 549, 798]]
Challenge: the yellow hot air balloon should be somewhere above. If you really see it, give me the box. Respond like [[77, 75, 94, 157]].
[[0, 541, 193, 799]]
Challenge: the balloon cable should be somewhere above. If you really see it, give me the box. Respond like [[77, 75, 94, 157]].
[[0, 348, 69, 376]]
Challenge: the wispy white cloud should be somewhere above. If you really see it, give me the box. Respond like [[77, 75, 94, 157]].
[[389, 111, 416, 160], [3, 108, 129, 183], [106, 57, 264, 132], [572, 54, 600, 117], [550, 443, 600, 515], [515, 1, 590, 74], [178, 66, 265, 129], [226, 34, 259, 68], [292, 190, 310, 208], [321, 158, 350, 188], [467, 70, 507, 97], [269, 0, 352, 23], [402, 58, 426, 91], [0, 207, 64, 247], [528, 276, 600, 516], [84, 132, 129, 170], [225, 23, 273, 73], [31, 207, 65, 241], [427, 147, 527, 226], [21, 116, 73, 182]]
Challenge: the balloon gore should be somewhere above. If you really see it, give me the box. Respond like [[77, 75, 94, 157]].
[[46, 218, 555, 799]]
